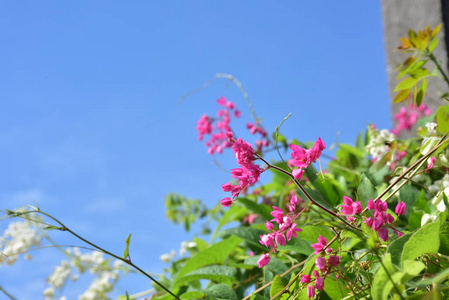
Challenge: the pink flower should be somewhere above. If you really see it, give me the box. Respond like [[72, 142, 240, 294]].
[[220, 197, 233, 207], [328, 255, 340, 267], [378, 228, 389, 241], [301, 275, 311, 283], [425, 157, 436, 173], [270, 206, 285, 224], [311, 235, 328, 255], [395, 201, 406, 216], [367, 199, 375, 210], [258, 253, 270, 268], [292, 168, 305, 180], [265, 221, 274, 231], [286, 223, 302, 241], [221, 183, 233, 192], [341, 196, 362, 216], [315, 276, 324, 291], [316, 257, 327, 272], [275, 232, 286, 246], [259, 234, 276, 248], [307, 285, 315, 298], [291, 194, 299, 205], [217, 96, 227, 106]]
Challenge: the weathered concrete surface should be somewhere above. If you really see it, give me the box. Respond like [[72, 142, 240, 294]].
[[381, 0, 449, 137]]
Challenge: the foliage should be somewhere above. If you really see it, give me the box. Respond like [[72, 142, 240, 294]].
[[2, 24, 449, 300]]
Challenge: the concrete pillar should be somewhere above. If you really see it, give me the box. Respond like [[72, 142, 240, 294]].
[[381, 0, 449, 136]]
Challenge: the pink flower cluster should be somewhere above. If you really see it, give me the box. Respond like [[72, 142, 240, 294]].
[[196, 97, 241, 155], [302, 235, 341, 298], [247, 122, 270, 152], [364, 199, 406, 241], [340, 196, 362, 222], [221, 133, 263, 206], [391, 103, 432, 136], [289, 138, 326, 180], [257, 195, 303, 268]]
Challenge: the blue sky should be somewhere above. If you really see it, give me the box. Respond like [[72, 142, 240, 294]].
[[0, 1, 391, 298]]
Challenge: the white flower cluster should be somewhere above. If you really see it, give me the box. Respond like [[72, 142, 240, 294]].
[[421, 174, 449, 226], [366, 126, 396, 162], [43, 247, 126, 300], [0, 217, 42, 265], [160, 240, 197, 263]]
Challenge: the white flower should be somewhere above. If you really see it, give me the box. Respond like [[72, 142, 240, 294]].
[[0, 218, 42, 265], [48, 260, 71, 288], [425, 122, 437, 135], [160, 253, 171, 263], [366, 127, 395, 162], [421, 213, 437, 226], [43, 287, 55, 300], [179, 241, 197, 256]]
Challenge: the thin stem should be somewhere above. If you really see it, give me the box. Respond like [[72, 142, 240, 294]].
[[14, 210, 180, 300], [375, 251, 406, 300], [241, 259, 307, 300], [0, 285, 17, 300], [256, 154, 361, 232], [428, 52, 449, 88], [373, 136, 448, 206], [216, 73, 259, 123]]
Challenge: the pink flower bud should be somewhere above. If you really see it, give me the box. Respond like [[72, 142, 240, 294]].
[[395, 201, 406, 216], [316, 256, 327, 272], [367, 199, 375, 210], [257, 253, 270, 268], [301, 275, 311, 283], [265, 221, 274, 231], [220, 197, 233, 207], [221, 183, 233, 192], [315, 276, 324, 291], [307, 285, 315, 298]]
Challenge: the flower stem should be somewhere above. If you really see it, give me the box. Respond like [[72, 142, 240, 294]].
[[15, 210, 180, 300], [256, 154, 362, 232], [428, 51, 449, 88], [0, 285, 17, 300]]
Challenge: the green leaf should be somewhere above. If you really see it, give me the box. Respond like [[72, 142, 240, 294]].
[[179, 291, 207, 299], [324, 276, 350, 299], [277, 237, 313, 255], [357, 174, 377, 207], [211, 204, 247, 242], [313, 175, 344, 207], [173, 265, 237, 288], [408, 267, 449, 288], [123, 234, 132, 259], [402, 260, 425, 281], [393, 88, 411, 103], [439, 222, 449, 255], [300, 225, 335, 247], [238, 198, 273, 220], [220, 226, 267, 249], [401, 221, 440, 263], [429, 37, 439, 52], [125, 291, 130, 300], [387, 233, 413, 267], [371, 253, 398, 300], [205, 283, 238, 300], [437, 105, 449, 133], [394, 77, 419, 91], [175, 236, 242, 278], [270, 275, 286, 298], [244, 256, 288, 274], [415, 79, 427, 106]]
